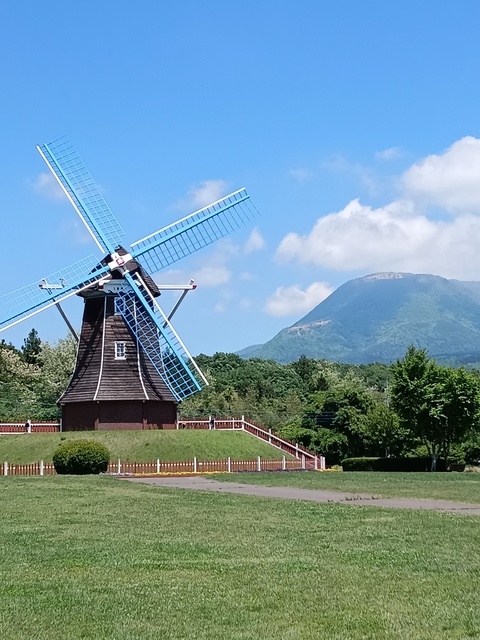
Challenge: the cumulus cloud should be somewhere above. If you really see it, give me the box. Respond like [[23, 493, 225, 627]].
[[402, 136, 480, 213], [244, 228, 265, 253], [276, 136, 480, 280], [31, 172, 64, 200], [265, 282, 333, 317]]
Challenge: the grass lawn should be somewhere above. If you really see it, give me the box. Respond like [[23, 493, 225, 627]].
[[212, 470, 480, 504], [0, 429, 285, 464], [1, 476, 480, 639]]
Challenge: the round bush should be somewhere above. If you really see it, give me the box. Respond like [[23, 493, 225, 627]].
[[53, 439, 110, 475]]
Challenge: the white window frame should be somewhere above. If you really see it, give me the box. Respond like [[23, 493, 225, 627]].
[[114, 341, 126, 360]]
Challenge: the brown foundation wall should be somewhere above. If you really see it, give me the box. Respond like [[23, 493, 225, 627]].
[[61, 401, 177, 431]]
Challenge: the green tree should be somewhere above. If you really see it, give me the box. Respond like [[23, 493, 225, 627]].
[[21, 328, 42, 365], [363, 403, 407, 457], [391, 346, 480, 470]]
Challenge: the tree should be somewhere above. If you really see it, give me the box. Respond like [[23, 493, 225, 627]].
[[391, 346, 480, 470], [363, 403, 407, 457], [21, 329, 42, 365]]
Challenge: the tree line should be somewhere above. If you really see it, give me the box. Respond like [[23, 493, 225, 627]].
[[2, 330, 480, 466]]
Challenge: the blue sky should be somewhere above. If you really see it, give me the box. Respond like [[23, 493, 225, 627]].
[[2, 1, 480, 355]]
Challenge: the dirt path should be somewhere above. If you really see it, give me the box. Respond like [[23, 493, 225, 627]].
[[124, 476, 480, 515]]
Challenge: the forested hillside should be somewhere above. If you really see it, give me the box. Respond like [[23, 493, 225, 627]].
[[2, 330, 480, 466]]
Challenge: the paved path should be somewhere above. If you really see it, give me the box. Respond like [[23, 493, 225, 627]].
[[125, 476, 480, 515]]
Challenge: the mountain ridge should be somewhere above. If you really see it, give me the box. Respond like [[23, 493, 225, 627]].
[[239, 272, 480, 365]]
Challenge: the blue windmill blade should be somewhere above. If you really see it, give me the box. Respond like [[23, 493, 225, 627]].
[[130, 188, 259, 273], [115, 273, 207, 401], [37, 136, 125, 254], [0, 255, 109, 332]]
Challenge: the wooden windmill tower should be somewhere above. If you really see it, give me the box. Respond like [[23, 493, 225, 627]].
[[0, 137, 258, 430]]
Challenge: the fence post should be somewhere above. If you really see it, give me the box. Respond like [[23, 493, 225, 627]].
[[282, 455, 286, 471], [227, 456, 231, 473], [295, 443, 299, 459], [257, 456, 261, 472], [314, 456, 318, 470], [40, 460, 44, 476], [321, 456, 326, 470], [268, 428, 272, 444], [301, 454, 305, 470], [194, 457, 197, 473], [241, 414, 245, 430], [156, 459, 160, 474], [117, 459, 121, 474], [3, 461, 8, 476]]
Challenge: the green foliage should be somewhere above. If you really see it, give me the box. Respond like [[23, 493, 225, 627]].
[[21, 328, 42, 365], [0, 333, 76, 421], [53, 439, 110, 475], [391, 346, 480, 469]]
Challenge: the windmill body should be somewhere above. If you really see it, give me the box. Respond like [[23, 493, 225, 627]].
[[0, 137, 259, 430]]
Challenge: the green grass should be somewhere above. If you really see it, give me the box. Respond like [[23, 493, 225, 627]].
[[213, 470, 480, 503], [1, 476, 480, 639], [0, 429, 286, 464]]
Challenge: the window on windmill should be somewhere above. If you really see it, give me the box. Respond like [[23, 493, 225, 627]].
[[114, 341, 126, 360]]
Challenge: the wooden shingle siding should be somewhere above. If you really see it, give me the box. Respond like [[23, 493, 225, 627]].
[[60, 292, 178, 430]]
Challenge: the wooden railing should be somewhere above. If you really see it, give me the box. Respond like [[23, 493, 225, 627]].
[[0, 457, 305, 477], [0, 423, 60, 433]]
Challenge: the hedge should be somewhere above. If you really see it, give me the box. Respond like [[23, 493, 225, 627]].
[[341, 457, 448, 472]]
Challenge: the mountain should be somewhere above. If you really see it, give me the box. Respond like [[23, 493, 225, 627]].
[[239, 273, 480, 365]]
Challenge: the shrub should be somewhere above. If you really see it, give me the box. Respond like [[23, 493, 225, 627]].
[[53, 439, 110, 475]]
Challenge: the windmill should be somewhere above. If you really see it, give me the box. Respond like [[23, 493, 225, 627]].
[[0, 137, 259, 430]]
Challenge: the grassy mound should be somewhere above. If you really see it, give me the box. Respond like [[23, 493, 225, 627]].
[[0, 429, 288, 464]]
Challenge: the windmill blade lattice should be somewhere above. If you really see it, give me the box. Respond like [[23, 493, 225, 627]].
[[130, 188, 259, 273], [38, 136, 125, 253], [115, 273, 207, 401], [0, 255, 109, 332]]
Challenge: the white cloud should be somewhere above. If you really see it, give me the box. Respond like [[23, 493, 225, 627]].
[[276, 197, 480, 280], [31, 172, 64, 200], [289, 167, 314, 184], [244, 228, 265, 253], [265, 282, 333, 317], [192, 265, 231, 287], [402, 136, 480, 213], [276, 136, 480, 280], [181, 179, 230, 211], [375, 146, 403, 161]]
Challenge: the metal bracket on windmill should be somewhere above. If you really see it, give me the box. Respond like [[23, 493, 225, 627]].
[[38, 278, 79, 342]]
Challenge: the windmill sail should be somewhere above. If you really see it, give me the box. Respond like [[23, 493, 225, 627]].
[[38, 136, 125, 253], [130, 188, 259, 273], [0, 255, 109, 332], [115, 273, 207, 401]]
